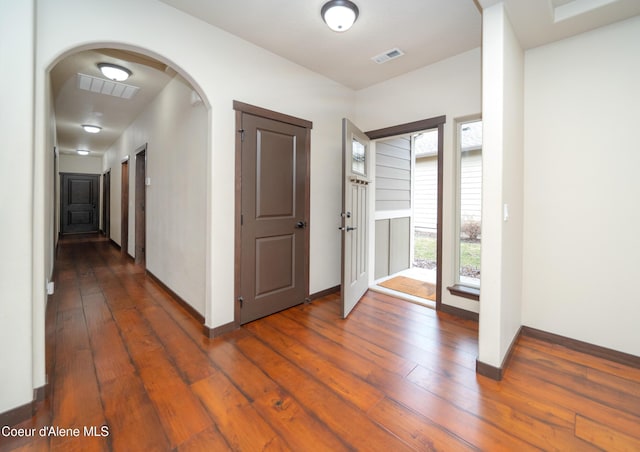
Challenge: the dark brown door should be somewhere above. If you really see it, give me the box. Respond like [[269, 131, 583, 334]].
[[102, 170, 110, 238], [60, 173, 99, 234], [135, 148, 146, 266], [239, 111, 310, 324], [121, 160, 129, 256]]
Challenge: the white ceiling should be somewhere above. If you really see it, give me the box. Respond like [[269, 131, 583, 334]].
[[158, 0, 483, 90], [52, 0, 640, 158], [480, 0, 640, 49], [51, 49, 175, 156]]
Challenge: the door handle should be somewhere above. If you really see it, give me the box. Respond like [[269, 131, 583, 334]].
[[338, 226, 357, 231], [295, 221, 307, 229]]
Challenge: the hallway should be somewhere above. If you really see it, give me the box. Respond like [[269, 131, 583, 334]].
[[2, 236, 639, 451]]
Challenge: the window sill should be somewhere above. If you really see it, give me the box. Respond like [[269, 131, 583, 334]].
[[447, 284, 480, 301]]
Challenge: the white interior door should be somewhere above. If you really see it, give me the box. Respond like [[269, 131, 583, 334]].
[[341, 119, 371, 317]]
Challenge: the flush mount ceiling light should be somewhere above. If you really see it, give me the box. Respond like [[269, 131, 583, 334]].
[[321, 0, 359, 32], [76, 149, 90, 156], [81, 124, 102, 134], [97, 63, 131, 82]]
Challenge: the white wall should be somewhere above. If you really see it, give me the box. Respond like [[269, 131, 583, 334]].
[[355, 47, 482, 313], [59, 154, 103, 174], [522, 15, 640, 356], [478, 3, 524, 369], [0, 0, 35, 414], [34, 0, 353, 333], [103, 76, 208, 314]]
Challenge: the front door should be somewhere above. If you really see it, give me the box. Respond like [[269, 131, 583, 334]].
[[237, 106, 311, 324], [341, 119, 371, 317], [60, 173, 99, 234]]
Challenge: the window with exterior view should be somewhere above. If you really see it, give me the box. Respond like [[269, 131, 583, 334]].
[[457, 119, 482, 288]]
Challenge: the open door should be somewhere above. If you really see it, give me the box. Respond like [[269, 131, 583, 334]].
[[341, 119, 371, 317]]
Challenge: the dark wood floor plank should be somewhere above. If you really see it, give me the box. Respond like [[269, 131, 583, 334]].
[[302, 296, 477, 372], [100, 373, 171, 451], [130, 349, 213, 449], [141, 304, 217, 385], [521, 335, 640, 383], [365, 365, 533, 450], [176, 426, 231, 452], [110, 308, 163, 360], [511, 346, 640, 417], [85, 320, 135, 385], [366, 290, 479, 339], [252, 389, 350, 452], [51, 350, 108, 451], [575, 414, 640, 451], [281, 307, 418, 377], [349, 301, 478, 358], [205, 335, 280, 401], [191, 372, 289, 451], [407, 364, 598, 451], [8, 235, 640, 451], [233, 334, 414, 451], [246, 316, 385, 412], [81, 292, 135, 385], [368, 397, 477, 452]]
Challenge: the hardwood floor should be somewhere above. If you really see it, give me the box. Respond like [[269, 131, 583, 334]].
[[2, 235, 639, 451]]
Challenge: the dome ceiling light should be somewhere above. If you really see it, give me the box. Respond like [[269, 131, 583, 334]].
[[321, 0, 359, 32], [97, 63, 131, 81], [81, 124, 102, 134], [76, 150, 90, 156]]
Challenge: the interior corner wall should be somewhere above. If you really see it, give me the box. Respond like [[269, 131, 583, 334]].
[[354, 47, 482, 313], [522, 15, 640, 357], [0, 0, 35, 414], [478, 3, 524, 368]]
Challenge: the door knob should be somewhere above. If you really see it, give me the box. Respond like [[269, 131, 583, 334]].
[[338, 226, 357, 231], [295, 221, 307, 229]]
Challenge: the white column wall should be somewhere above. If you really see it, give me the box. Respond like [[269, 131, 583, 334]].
[[0, 0, 35, 413], [477, 3, 524, 368]]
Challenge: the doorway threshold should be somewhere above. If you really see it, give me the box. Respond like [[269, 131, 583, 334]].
[[372, 267, 437, 309], [370, 285, 436, 309]]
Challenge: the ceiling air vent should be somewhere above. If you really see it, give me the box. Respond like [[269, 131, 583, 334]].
[[76, 73, 140, 99], [371, 48, 405, 64]]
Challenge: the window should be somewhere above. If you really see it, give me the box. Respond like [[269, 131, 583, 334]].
[[456, 118, 482, 289]]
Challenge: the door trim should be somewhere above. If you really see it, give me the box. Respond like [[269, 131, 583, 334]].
[[121, 158, 129, 258], [233, 100, 312, 326], [102, 169, 111, 238], [135, 144, 147, 267], [365, 115, 446, 311]]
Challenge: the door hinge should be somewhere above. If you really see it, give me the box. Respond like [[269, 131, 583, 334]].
[[238, 129, 245, 142], [240, 214, 244, 226], [238, 296, 244, 308]]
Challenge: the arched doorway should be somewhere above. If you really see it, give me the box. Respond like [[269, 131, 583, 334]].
[[34, 43, 213, 392]]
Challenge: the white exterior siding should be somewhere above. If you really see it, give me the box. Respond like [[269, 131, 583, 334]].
[[414, 149, 482, 233], [460, 149, 482, 223], [375, 137, 412, 212], [414, 155, 438, 232]]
